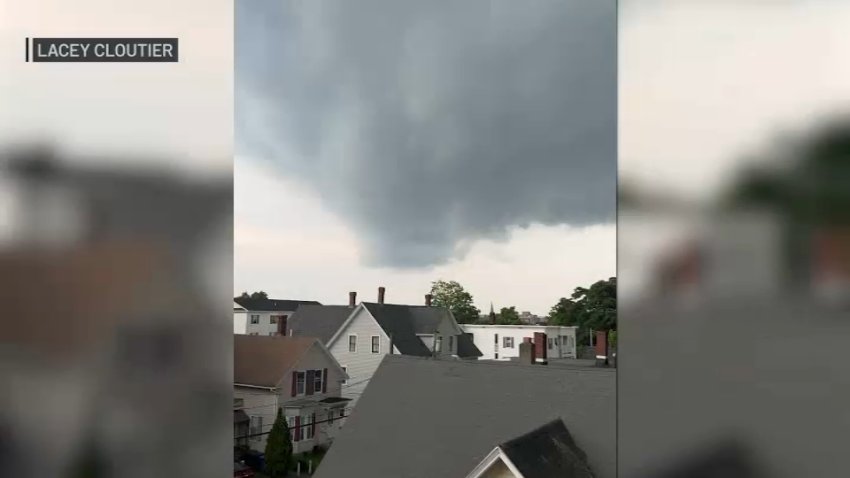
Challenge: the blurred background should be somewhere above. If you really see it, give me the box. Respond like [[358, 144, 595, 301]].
[[620, 1, 850, 477], [0, 1, 233, 477]]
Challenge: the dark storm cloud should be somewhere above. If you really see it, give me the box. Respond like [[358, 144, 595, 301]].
[[236, 0, 616, 267]]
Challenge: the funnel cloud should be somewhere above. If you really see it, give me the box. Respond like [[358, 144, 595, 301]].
[[237, 0, 616, 267]]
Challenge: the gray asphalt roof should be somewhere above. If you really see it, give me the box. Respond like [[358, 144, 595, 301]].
[[500, 419, 594, 478], [233, 297, 321, 312], [362, 303, 435, 356], [457, 333, 484, 358], [288, 305, 354, 344], [314, 355, 615, 478]]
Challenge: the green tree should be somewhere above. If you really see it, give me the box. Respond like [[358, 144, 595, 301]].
[[264, 408, 293, 477], [429, 280, 481, 324], [549, 277, 616, 346], [238, 291, 269, 300], [496, 306, 522, 325]]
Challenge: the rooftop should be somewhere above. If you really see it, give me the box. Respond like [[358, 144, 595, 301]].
[[315, 354, 615, 478]]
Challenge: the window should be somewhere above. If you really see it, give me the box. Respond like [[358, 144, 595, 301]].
[[250, 314, 260, 324], [249, 416, 263, 441], [494, 333, 499, 344], [303, 414, 314, 440], [503, 337, 515, 348], [548, 338, 555, 348], [435, 336, 443, 353], [449, 335, 454, 352], [295, 371, 306, 395], [371, 336, 380, 354], [287, 416, 296, 440], [348, 335, 357, 352], [313, 369, 323, 392], [341, 366, 347, 385], [270, 315, 277, 324]]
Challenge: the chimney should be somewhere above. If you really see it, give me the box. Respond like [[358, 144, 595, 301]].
[[595, 330, 609, 367], [378, 286, 385, 304], [533, 332, 548, 365], [349, 291, 357, 307], [519, 341, 535, 365], [425, 294, 432, 307], [522, 337, 537, 365]]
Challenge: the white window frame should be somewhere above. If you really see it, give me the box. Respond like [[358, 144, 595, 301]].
[[249, 415, 263, 441], [371, 335, 380, 354], [341, 366, 347, 385], [348, 334, 357, 353], [304, 414, 314, 440], [287, 416, 296, 440], [295, 371, 306, 396], [270, 315, 278, 324], [503, 336, 514, 349], [435, 335, 443, 353], [250, 314, 260, 325], [313, 369, 322, 392]]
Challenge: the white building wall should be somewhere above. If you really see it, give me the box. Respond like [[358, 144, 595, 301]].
[[327, 307, 391, 409], [459, 325, 577, 361], [233, 309, 298, 336], [234, 311, 247, 334]]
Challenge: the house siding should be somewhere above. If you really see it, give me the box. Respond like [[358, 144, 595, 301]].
[[235, 343, 348, 454], [481, 459, 517, 478], [460, 325, 577, 361], [327, 307, 390, 409], [435, 315, 461, 357], [234, 310, 297, 336]]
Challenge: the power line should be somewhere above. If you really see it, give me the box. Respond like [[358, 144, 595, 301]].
[[235, 407, 355, 441]]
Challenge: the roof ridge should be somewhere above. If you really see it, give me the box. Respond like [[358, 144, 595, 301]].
[[382, 354, 616, 374]]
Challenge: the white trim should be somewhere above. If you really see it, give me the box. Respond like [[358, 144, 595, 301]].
[[325, 303, 365, 348], [464, 447, 525, 478], [370, 335, 381, 354], [499, 448, 526, 478], [464, 447, 502, 478], [348, 334, 358, 353], [234, 383, 276, 391]]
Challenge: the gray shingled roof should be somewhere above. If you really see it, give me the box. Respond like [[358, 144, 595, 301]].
[[314, 355, 615, 478], [233, 297, 320, 312], [457, 333, 483, 358], [288, 305, 354, 344], [362, 303, 435, 356], [500, 419, 595, 478]]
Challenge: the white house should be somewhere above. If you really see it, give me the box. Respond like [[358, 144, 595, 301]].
[[233, 297, 321, 336], [288, 288, 483, 407], [460, 324, 577, 361], [234, 335, 350, 454]]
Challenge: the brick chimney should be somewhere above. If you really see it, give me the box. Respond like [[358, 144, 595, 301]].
[[533, 332, 548, 364], [378, 286, 385, 304], [349, 291, 357, 307], [595, 330, 609, 367], [425, 294, 432, 307]]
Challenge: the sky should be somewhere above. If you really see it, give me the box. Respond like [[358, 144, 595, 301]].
[[235, 0, 617, 315]]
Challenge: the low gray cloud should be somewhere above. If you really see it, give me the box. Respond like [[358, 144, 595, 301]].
[[236, 0, 616, 267]]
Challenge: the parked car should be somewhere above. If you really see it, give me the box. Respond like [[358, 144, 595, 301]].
[[234, 448, 265, 472], [234, 461, 255, 478]]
